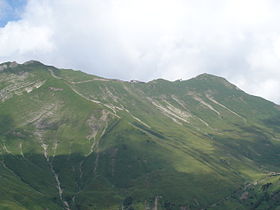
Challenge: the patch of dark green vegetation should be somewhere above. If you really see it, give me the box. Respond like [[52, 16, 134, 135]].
[[1, 61, 280, 209]]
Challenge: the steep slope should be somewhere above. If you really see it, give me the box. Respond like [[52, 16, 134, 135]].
[[0, 61, 280, 210]]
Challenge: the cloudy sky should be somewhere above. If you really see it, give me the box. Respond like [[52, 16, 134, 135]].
[[0, 0, 280, 103]]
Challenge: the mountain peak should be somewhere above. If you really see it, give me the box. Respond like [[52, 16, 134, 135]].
[[0, 61, 18, 71], [23, 60, 44, 65], [191, 73, 240, 90], [195, 73, 226, 80]]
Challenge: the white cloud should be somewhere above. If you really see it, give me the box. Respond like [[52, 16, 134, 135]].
[[0, 21, 54, 56], [0, 0, 280, 103]]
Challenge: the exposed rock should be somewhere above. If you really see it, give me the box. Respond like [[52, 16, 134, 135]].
[[0, 64, 8, 71], [49, 87, 64, 91], [9, 61, 18, 68], [130, 80, 144, 83], [23, 60, 42, 65], [147, 97, 190, 124], [240, 191, 249, 200], [189, 93, 221, 116]]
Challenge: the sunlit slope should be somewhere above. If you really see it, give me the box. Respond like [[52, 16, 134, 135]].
[[0, 61, 280, 210]]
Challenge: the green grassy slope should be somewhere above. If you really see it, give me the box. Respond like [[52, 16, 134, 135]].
[[0, 61, 280, 209]]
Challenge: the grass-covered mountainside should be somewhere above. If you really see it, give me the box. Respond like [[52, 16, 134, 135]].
[[0, 61, 280, 210]]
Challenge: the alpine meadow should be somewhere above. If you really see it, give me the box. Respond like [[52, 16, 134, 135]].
[[0, 61, 280, 209]]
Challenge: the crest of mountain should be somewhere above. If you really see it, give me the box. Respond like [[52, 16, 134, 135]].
[[0, 61, 280, 210]]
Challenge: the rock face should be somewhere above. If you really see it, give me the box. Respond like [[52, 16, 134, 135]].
[[0, 61, 280, 210], [23, 60, 41, 65], [0, 62, 18, 71], [0, 64, 8, 71], [9, 61, 18, 68]]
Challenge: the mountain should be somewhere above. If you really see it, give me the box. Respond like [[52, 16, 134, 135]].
[[0, 61, 280, 210]]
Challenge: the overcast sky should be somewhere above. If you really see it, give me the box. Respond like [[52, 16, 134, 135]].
[[0, 0, 280, 103]]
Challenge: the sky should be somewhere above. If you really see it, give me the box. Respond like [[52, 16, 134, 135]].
[[0, 0, 280, 103], [0, 0, 26, 26]]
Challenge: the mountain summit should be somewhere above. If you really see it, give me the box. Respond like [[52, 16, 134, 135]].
[[0, 61, 280, 210]]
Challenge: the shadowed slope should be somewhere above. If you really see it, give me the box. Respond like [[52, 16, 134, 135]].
[[0, 61, 280, 209]]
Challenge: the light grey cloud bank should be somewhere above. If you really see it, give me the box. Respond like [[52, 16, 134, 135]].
[[1, 0, 280, 103]]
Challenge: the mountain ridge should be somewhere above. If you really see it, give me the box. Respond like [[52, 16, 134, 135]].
[[0, 60, 244, 88], [0, 60, 280, 209]]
